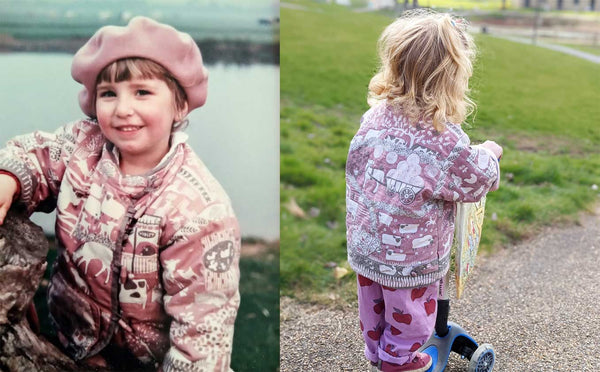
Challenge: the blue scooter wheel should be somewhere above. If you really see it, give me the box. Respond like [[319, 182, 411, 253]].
[[467, 343, 495, 372]]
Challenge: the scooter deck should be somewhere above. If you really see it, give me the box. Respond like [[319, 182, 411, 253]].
[[419, 321, 479, 372]]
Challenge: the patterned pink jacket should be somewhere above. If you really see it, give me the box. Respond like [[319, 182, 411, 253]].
[[346, 103, 499, 289], [0, 119, 240, 371]]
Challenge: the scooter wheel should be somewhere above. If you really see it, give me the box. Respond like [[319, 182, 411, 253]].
[[467, 343, 495, 372]]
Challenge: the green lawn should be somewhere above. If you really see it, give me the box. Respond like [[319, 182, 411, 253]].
[[231, 248, 279, 371], [281, 0, 600, 302]]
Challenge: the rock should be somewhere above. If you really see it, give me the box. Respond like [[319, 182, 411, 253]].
[[326, 221, 338, 230], [0, 207, 79, 372], [0, 321, 78, 372], [0, 208, 48, 325], [308, 207, 320, 218]]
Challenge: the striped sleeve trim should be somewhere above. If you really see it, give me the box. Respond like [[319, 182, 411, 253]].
[[0, 156, 36, 206]]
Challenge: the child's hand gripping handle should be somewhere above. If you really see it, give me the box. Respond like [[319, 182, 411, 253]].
[[0, 173, 19, 225], [481, 140, 503, 162], [475, 140, 503, 191]]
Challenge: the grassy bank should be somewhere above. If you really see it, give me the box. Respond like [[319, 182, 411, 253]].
[[280, 0, 600, 302], [231, 246, 279, 371]]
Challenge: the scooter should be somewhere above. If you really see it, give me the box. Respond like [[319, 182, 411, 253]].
[[419, 273, 495, 372]]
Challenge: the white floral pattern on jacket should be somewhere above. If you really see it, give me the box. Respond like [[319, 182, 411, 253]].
[[0, 119, 240, 371]]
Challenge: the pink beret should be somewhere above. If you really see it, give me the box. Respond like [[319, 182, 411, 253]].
[[71, 16, 208, 117]]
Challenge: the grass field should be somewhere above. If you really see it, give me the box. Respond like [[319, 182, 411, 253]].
[[34, 241, 279, 372], [280, 0, 600, 302], [231, 247, 279, 371]]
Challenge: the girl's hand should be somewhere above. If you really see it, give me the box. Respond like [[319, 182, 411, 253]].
[[0, 174, 18, 225], [481, 140, 503, 161]]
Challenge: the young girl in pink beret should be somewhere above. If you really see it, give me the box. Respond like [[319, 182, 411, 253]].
[[0, 17, 240, 372], [345, 11, 503, 372]]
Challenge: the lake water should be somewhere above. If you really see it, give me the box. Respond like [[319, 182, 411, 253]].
[[0, 53, 279, 240], [0, 0, 279, 44]]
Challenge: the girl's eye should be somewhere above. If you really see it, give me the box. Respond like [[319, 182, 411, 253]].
[[137, 90, 151, 96], [98, 90, 115, 98]]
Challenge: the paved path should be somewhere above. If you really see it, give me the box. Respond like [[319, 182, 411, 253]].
[[281, 209, 600, 371], [489, 34, 600, 64]]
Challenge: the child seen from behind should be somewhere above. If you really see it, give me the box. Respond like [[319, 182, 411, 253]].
[[345, 11, 502, 372], [0, 17, 240, 372]]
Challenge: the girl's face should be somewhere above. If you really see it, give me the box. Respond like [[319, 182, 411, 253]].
[[95, 77, 186, 174]]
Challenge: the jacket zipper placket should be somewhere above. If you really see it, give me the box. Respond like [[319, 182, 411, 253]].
[[88, 204, 137, 357]]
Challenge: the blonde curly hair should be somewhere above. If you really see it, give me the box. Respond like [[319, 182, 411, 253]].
[[367, 10, 476, 132]]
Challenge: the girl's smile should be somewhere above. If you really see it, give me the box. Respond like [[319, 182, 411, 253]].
[[95, 77, 186, 175], [116, 126, 142, 132]]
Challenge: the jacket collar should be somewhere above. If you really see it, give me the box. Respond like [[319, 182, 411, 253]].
[[98, 132, 188, 198]]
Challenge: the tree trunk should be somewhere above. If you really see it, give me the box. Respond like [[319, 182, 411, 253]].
[[0, 207, 79, 372]]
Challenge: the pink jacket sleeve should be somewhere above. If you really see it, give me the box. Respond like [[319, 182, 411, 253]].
[[0, 121, 88, 213], [433, 132, 500, 203], [160, 208, 241, 372]]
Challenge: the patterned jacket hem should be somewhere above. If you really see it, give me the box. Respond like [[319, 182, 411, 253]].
[[348, 258, 449, 289]]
